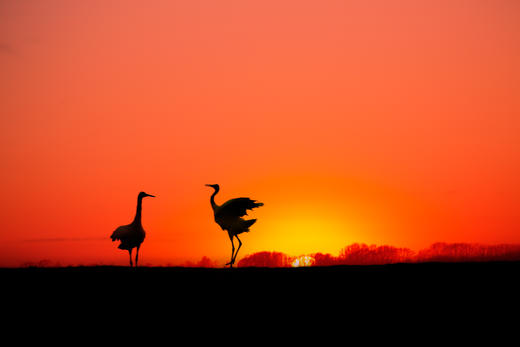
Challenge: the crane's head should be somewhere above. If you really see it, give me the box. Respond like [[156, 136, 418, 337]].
[[205, 184, 219, 191], [138, 191, 155, 199]]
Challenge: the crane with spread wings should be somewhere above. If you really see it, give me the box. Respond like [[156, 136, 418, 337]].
[[206, 184, 263, 267]]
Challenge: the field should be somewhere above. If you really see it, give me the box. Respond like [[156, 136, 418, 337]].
[[4, 261, 519, 299], [3, 262, 519, 333]]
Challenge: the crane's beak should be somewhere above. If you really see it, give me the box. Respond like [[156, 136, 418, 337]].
[[145, 193, 155, 198], [205, 184, 211, 187]]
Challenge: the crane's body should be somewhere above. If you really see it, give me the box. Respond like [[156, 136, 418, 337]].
[[111, 192, 154, 267], [206, 184, 263, 267]]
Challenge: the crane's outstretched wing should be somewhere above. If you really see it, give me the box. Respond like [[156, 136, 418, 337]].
[[217, 198, 263, 218]]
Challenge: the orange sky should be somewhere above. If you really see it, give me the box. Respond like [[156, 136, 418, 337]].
[[1, 0, 519, 266]]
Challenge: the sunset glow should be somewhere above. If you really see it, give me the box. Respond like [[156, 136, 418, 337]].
[[291, 256, 315, 268], [1, 1, 519, 267]]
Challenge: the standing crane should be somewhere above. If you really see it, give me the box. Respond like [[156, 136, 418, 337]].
[[206, 184, 263, 267], [111, 191, 155, 267]]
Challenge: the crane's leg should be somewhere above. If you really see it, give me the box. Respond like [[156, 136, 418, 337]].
[[128, 249, 133, 267], [232, 235, 242, 266], [135, 245, 140, 268], [226, 235, 235, 268]]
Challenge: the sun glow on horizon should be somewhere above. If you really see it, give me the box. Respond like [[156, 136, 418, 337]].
[[291, 255, 315, 267], [256, 211, 353, 257]]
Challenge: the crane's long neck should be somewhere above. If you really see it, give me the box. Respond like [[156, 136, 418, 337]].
[[133, 196, 143, 224], [210, 188, 219, 211]]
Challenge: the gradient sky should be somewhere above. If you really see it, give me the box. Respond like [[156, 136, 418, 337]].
[[1, 0, 519, 266]]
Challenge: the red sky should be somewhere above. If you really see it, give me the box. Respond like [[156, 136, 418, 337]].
[[1, 1, 519, 266]]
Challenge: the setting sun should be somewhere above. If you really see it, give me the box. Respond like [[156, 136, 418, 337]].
[[291, 255, 315, 268], [262, 214, 349, 256]]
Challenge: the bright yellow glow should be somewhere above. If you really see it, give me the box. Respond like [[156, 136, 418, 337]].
[[254, 209, 353, 256], [291, 255, 315, 267]]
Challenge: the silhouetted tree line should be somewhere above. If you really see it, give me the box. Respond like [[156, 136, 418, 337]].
[[237, 251, 291, 267], [236, 243, 520, 267], [23, 243, 520, 268], [336, 244, 414, 265], [415, 242, 520, 263], [181, 256, 218, 268]]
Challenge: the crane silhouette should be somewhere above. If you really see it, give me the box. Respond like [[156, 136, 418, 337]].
[[111, 192, 155, 267], [206, 184, 263, 267]]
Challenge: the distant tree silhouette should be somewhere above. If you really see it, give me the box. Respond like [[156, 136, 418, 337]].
[[338, 244, 414, 265], [416, 243, 520, 262], [181, 256, 218, 268], [236, 243, 520, 267], [237, 251, 290, 267], [312, 253, 336, 266], [21, 259, 53, 268]]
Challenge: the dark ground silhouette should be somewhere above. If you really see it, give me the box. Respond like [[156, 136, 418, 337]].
[[4, 261, 519, 298], [3, 262, 519, 330]]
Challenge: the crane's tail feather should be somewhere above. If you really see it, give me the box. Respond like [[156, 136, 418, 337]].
[[243, 218, 257, 231], [110, 233, 121, 241], [111, 225, 131, 241]]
